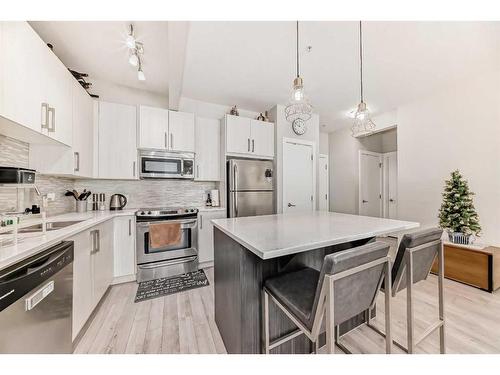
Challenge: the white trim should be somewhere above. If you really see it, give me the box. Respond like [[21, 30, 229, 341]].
[[282, 137, 316, 213], [358, 150, 383, 217], [319, 154, 329, 211]]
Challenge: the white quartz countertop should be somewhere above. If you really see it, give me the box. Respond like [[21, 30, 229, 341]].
[[212, 211, 419, 259], [0, 210, 136, 271]]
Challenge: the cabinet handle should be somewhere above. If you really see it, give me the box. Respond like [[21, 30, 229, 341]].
[[133, 161, 136, 177], [74, 152, 80, 172], [197, 165, 200, 178], [41, 103, 49, 130], [170, 133, 174, 149], [252, 139, 255, 152], [90, 230, 97, 254], [129, 219, 132, 236], [247, 138, 250, 152], [95, 230, 100, 253], [48, 107, 56, 133], [164, 132, 167, 148], [200, 214, 203, 230]]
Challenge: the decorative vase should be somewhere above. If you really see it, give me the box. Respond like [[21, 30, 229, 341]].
[[448, 231, 472, 245], [256, 113, 265, 121], [263, 110, 270, 122], [229, 105, 239, 116]]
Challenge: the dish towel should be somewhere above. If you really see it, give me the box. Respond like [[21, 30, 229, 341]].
[[149, 222, 182, 248]]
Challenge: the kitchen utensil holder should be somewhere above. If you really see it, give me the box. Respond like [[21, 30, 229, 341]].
[[76, 200, 88, 213]]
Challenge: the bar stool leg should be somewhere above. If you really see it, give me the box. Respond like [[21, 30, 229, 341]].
[[384, 260, 392, 354], [263, 290, 270, 354], [325, 277, 335, 354], [406, 253, 415, 354], [438, 242, 446, 354]]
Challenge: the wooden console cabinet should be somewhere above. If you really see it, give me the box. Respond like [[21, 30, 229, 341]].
[[431, 243, 500, 292]]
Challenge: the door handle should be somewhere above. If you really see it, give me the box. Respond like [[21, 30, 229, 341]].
[[164, 132, 167, 148], [48, 107, 56, 133], [197, 165, 200, 179], [252, 139, 255, 152], [129, 219, 132, 236], [288, 203, 296, 207], [247, 138, 250, 152], [200, 214, 203, 230], [362, 200, 368, 203], [41, 103, 49, 130], [95, 230, 100, 253], [74, 152, 80, 172], [233, 163, 238, 217], [170, 133, 174, 149]]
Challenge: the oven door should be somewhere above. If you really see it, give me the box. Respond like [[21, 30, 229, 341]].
[[136, 218, 198, 265]]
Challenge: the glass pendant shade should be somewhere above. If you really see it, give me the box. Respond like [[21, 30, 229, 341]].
[[351, 101, 375, 136], [129, 53, 139, 67], [285, 76, 313, 122], [137, 68, 146, 81]]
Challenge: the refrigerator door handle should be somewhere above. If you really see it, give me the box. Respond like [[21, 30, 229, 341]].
[[233, 163, 238, 217]]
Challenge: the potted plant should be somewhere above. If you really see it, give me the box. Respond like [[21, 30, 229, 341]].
[[438, 170, 481, 244]]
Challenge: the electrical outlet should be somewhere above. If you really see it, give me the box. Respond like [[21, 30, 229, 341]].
[[46, 193, 56, 201]]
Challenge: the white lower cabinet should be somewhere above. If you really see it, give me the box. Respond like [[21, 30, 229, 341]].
[[71, 219, 115, 341], [197, 210, 226, 265], [113, 216, 136, 282]]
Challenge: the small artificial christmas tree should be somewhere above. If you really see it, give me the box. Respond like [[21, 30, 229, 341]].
[[438, 170, 481, 240]]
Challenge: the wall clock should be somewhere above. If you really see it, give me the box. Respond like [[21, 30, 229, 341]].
[[292, 118, 307, 135]]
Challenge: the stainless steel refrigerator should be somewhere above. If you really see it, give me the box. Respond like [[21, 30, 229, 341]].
[[227, 159, 275, 217]]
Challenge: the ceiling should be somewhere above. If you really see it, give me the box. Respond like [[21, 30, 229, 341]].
[[30, 21, 500, 132], [30, 21, 169, 95], [182, 21, 500, 131]]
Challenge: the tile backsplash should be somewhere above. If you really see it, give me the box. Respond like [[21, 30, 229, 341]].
[[0, 135, 216, 215]]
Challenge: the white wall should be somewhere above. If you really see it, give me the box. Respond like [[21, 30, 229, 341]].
[[397, 71, 500, 245], [178, 97, 259, 119], [269, 105, 320, 213], [91, 78, 168, 108]]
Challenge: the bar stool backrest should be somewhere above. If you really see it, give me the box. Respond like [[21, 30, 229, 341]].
[[309, 242, 390, 327], [391, 228, 443, 294]]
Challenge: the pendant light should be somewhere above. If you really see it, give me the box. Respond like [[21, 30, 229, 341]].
[[351, 21, 376, 137], [285, 21, 313, 123]]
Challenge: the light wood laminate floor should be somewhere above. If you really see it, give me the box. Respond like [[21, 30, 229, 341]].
[[75, 267, 500, 354]]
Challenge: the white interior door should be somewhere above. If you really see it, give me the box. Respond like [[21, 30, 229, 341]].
[[283, 140, 314, 213], [384, 152, 398, 219], [359, 151, 382, 217], [318, 154, 329, 211]]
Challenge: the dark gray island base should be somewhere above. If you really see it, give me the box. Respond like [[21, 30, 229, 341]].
[[214, 228, 375, 354]]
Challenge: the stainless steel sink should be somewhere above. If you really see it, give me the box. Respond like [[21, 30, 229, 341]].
[[18, 220, 84, 233]]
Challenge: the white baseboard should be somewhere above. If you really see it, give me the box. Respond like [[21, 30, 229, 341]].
[[112, 274, 136, 285]]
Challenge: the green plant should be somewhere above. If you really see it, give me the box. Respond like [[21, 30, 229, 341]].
[[438, 170, 481, 236]]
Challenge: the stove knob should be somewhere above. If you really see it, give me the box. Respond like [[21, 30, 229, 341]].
[[147, 211, 152, 215], [190, 209, 194, 212], [185, 209, 189, 213], [140, 211, 145, 215]]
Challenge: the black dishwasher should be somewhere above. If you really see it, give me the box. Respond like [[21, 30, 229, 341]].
[[0, 241, 74, 353]]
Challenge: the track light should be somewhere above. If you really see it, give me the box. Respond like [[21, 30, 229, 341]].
[[129, 53, 139, 67]]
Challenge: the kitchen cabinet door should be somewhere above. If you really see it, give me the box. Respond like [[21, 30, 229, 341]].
[[0, 22, 48, 134], [44, 48, 73, 147], [251, 120, 274, 158], [113, 216, 136, 281], [168, 110, 195, 152], [225, 115, 252, 155], [70, 229, 94, 341], [139, 105, 169, 150], [72, 84, 94, 177], [198, 210, 227, 265], [92, 220, 114, 307], [195, 117, 220, 181], [98, 101, 138, 179]]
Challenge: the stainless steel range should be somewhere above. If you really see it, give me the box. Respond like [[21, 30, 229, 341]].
[[136, 207, 198, 282]]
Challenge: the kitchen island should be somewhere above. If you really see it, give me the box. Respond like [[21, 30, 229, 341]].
[[212, 211, 419, 354]]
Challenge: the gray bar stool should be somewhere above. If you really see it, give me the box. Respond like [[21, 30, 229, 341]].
[[366, 228, 445, 354], [262, 242, 393, 354]]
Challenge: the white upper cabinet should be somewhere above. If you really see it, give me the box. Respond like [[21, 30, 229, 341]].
[[226, 115, 252, 155], [195, 117, 220, 181], [138, 105, 169, 150], [250, 120, 274, 158], [0, 22, 73, 146], [168, 111, 195, 152], [72, 85, 94, 177], [225, 115, 274, 158], [98, 101, 138, 179]]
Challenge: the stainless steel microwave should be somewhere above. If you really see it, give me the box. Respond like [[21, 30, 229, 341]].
[[139, 150, 194, 179]]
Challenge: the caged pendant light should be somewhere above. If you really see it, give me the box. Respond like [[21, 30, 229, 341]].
[[285, 21, 313, 123], [351, 21, 376, 137]]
